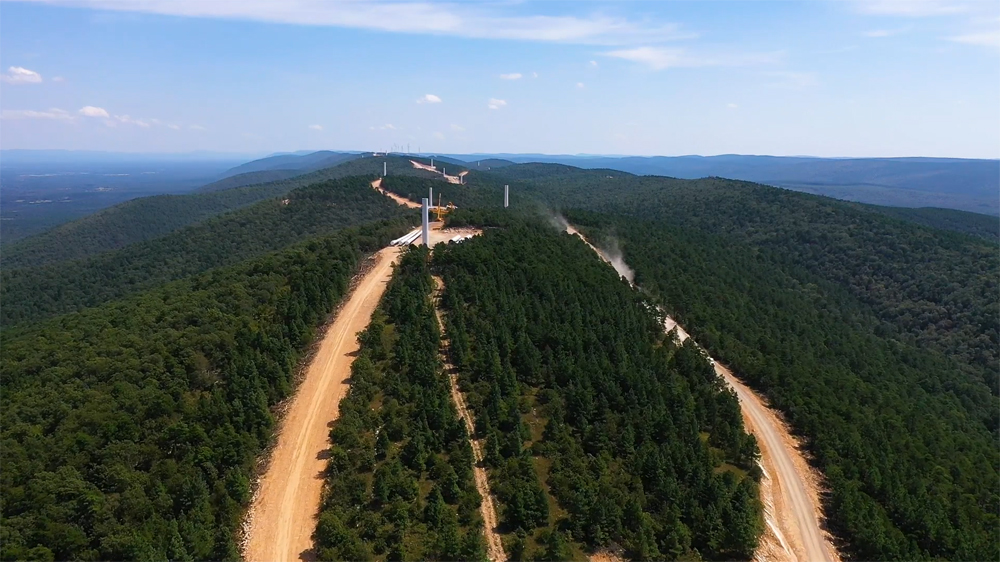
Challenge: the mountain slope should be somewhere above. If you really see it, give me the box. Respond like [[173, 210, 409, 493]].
[[221, 150, 358, 176], [451, 154, 1000, 214], [3, 156, 442, 271], [1, 177, 413, 326], [0, 222, 405, 561]]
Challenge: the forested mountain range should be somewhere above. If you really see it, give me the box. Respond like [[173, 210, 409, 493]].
[[385, 167, 999, 560], [3, 156, 435, 271], [1, 177, 413, 326], [442, 154, 1000, 215], [1, 153, 996, 561]]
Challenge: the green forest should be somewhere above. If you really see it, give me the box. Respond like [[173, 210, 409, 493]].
[[315, 247, 487, 561], [433, 223, 762, 560], [564, 211, 999, 561], [1, 176, 414, 326], [0, 222, 403, 560], [1, 153, 997, 561]]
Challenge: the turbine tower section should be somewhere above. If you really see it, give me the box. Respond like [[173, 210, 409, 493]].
[[422, 198, 430, 246]]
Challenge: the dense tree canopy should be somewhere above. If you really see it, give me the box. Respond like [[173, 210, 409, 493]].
[[0, 222, 404, 561], [315, 247, 486, 561], [567, 212, 999, 561], [1, 177, 414, 326], [433, 222, 762, 560]]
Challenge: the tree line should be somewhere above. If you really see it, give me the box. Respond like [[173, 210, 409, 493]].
[[0, 222, 406, 561]]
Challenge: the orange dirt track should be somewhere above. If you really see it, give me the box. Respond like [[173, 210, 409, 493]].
[[243, 246, 401, 562]]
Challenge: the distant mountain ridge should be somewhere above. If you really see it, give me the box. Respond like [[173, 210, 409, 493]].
[[443, 153, 1000, 215]]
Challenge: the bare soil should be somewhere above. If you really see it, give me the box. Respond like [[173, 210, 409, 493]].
[[243, 247, 402, 562], [432, 274, 505, 562]]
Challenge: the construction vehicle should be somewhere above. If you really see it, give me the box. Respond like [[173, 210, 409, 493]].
[[433, 193, 457, 221]]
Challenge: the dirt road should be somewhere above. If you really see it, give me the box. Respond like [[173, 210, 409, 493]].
[[565, 224, 839, 562], [410, 159, 461, 184], [371, 177, 422, 209], [432, 275, 504, 562], [243, 246, 402, 562]]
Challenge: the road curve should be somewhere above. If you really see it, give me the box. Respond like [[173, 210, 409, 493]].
[[244, 247, 401, 562], [565, 224, 839, 562]]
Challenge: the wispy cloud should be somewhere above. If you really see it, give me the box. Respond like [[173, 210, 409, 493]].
[[589, 60, 599, 67], [727, 103, 738, 109], [27, 0, 694, 45], [2, 66, 42, 84], [576, 82, 585, 88], [450, 123, 465, 131], [113, 114, 151, 127], [308, 124, 323, 130], [433, 131, 445, 140], [488, 98, 507, 110], [190, 124, 207, 131], [167, 124, 181, 130], [370, 123, 396, 130], [1, 108, 72, 120], [603, 46, 782, 70], [854, 0, 969, 17], [499, 72, 522, 80], [949, 29, 1000, 47], [79, 106, 110, 118], [417, 94, 442, 104]]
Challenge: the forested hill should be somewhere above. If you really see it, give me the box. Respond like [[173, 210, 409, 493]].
[[2, 184, 290, 270], [1, 176, 413, 327], [0, 222, 405, 561], [3, 156, 437, 271], [433, 223, 762, 559], [568, 212, 999, 561], [455, 167, 1000, 395]]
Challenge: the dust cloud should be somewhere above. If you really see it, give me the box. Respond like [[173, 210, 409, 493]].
[[598, 238, 635, 284]]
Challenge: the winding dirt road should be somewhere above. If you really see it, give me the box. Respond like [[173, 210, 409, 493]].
[[243, 246, 401, 562], [432, 275, 505, 562], [565, 224, 839, 562]]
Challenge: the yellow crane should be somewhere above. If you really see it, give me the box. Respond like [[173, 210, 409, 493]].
[[433, 193, 457, 221]]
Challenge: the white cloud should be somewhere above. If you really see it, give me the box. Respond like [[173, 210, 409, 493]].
[[34, 1, 694, 45], [1, 108, 73, 120], [854, 0, 969, 17], [370, 123, 396, 130], [190, 124, 207, 131], [167, 124, 181, 130], [589, 60, 598, 67], [115, 114, 151, 127], [450, 123, 465, 131], [864, 29, 897, 36], [433, 131, 445, 140], [2, 66, 42, 84], [499, 72, 522, 80], [417, 94, 442, 104], [949, 29, 1000, 47], [308, 124, 323, 130], [577, 82, 585, 88], [603, 46, 781, 70], [52, 76, 66, 82], [487, 98, 507, 109], [79, 106, 110, 118], [532, 72, 539, 78], [727, 103, 738, 109]]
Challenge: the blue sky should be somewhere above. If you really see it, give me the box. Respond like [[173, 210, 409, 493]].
[[1, 0, 997, 158]]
